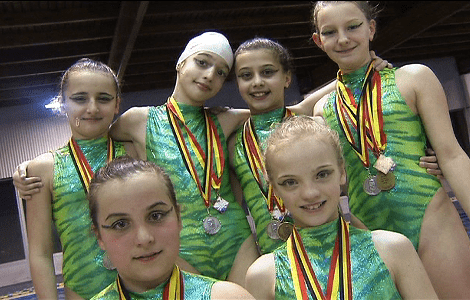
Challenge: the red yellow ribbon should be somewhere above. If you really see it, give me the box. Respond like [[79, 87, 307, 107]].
[[68, 135, 114, 193], [166, 97, 224, 209], [335, 62, 385, 167], [242, 108, 293, 213], [117, 265, 184, 299], [287, 216, 352, 300]]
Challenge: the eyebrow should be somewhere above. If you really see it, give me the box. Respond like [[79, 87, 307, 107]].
[[104, 201, 169, 221]]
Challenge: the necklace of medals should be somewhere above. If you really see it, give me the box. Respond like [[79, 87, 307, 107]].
[[166, 97, 227, 235], [116, 265, 184, 300], [68, 135, 114, 194], [287, 216, 352, 300], [242, 108, 294, 241], [335, 62, 396, 196]]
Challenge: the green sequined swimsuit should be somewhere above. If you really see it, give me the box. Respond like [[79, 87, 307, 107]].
[[274, 220, 401, 299], [91, 270, 217, 299], [232, 108, 290, 254], [53, 136, 126, 299], [146, 103, 251, 280], [323, 65, 442, 249]]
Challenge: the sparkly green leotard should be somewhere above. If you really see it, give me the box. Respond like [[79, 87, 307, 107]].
[[274, 220, 401, 299], [53, 136, 126, 299], [91, 270, 217, 299], [232, 108, 291, 254], [146, 103, 251, 280], [323, 65, 442, 249]]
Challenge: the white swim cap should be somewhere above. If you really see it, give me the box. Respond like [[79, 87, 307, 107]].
[[176, 32, 233, 70]]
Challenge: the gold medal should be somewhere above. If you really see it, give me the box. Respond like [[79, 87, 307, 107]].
[[277, 222, 294, 241], [376, 171, 395, 191]]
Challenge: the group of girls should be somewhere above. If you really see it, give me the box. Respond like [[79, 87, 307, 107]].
[[14, 1, 470, 299]]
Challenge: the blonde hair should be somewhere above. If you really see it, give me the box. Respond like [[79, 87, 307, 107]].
[[263, 115, 344, 181]]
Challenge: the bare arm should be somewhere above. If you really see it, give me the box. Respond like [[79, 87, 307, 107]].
[[216, 108, 250, 139], [397, 64, 470, 215], [26, 153, 58, 299], [211, 281, 255, 300], [289, 80, 336, 116], [245, 253, 275, 300], [109, 106, 149, 160], [372, 230, 438, 299]]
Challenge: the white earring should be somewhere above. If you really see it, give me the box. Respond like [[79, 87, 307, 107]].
[[75, 118, 80, 127]]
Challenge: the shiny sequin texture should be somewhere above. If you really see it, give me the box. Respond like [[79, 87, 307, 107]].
[[324, 65, 441, 249], [274, 220, 401, 299], [53, 136, 127, 298]]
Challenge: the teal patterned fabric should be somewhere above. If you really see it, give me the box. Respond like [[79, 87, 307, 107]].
[[146, 103, 251, 280], [91, 270, 216, 299], [323, 65, 441, 249], [53, 136, 126, 299], [232, 107, 292, 254], [274, 220, 401, 299]]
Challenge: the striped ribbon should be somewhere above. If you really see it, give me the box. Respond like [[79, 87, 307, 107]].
[[241, 108, 293, 213], [68, 135, 114, 193], [117, 265, 184, 299], [166, 97, 224, 209], [335, 62, 385, 167], [287, 216, 352, 300]]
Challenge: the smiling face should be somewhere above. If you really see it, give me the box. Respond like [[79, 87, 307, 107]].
[[94, 172, 182, 293], [173, 51, 230, 106], [63, 71, 119, 140], [266, 135, 346, 228], [312, 2, 376, 74], [235, 49, 291, 115]]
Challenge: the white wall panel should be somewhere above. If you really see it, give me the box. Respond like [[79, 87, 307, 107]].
[[0, 116, 70, 179]]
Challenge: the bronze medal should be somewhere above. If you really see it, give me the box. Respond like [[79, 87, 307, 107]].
[[267, 220, 281, 240], [277, 222, 294, 241], [203, 216, 221, 235], [363, 175, 381, 195], [376, 171, 395, 191]]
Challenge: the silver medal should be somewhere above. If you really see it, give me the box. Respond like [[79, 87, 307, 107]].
[[213, 195, 229, 213], [363, 175, 381, 195], [267, 220, 281, 240], [203, 215, 221, 235]]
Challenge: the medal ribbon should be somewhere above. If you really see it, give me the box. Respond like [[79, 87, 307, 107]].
[[287, 216, 352, 300], [117, 265, 184, 300], [335, 62, 384, 167], [242, 108, 293, 213], [68, 135, 114, 193], [166, 97, 224, 208]]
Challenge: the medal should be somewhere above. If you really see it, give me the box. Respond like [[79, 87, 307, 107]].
[[203, 215, 221, 235], [213, 194, 229, 213], [267, 220, 281, 240], [376, 171, 396, 191], [363, 175, 381, 195], [167, 97, 226, 234], [374, 154, 395, 174], [277, 222, 294, 241]]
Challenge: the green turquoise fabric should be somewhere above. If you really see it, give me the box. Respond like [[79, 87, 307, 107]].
[[232, 107, 292, 254], [91, 270, 217, 299], [274, 220, 401, 299], [323, 65, 441, 249], [53, 136, 126, 299], [146, 103, 251, 280]]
